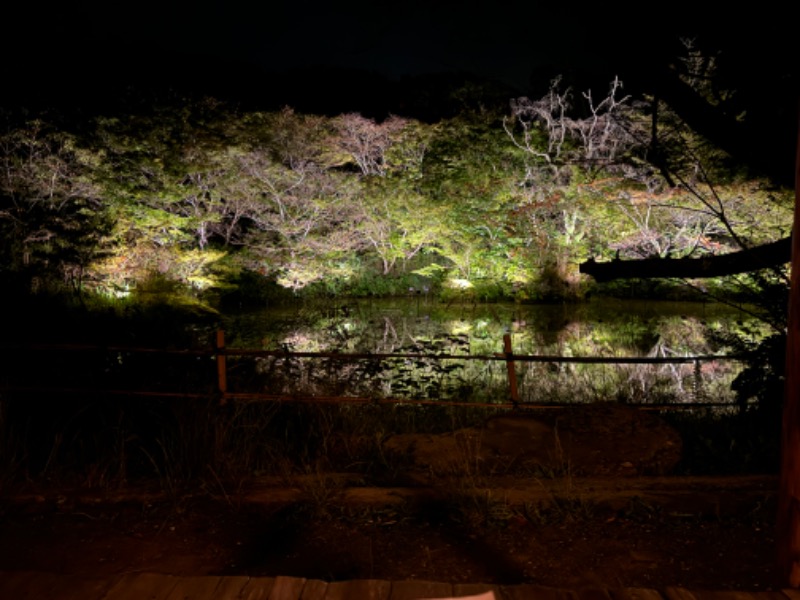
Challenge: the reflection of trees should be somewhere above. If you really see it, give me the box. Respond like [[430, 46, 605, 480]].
[[236, 301, 743, 405]]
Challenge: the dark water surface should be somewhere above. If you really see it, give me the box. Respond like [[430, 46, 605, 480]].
[[222, 297, 754, 356], [219, 298, 760, 404]]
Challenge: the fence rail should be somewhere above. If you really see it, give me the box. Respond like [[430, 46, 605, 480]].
[[1, 331, 744, 410]]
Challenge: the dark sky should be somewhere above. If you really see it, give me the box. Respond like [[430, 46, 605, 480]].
[[5, 2, 798, 117], [14, 2, 614, 88]]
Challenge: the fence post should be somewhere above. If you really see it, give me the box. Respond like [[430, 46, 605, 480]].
[[215, 329, 228, 406], [693, 359, 703, 402], [503, 334, 520, 406]]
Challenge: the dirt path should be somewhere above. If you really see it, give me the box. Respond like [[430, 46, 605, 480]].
[[0, 474, 782, 590]]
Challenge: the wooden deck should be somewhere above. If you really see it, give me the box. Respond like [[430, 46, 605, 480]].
[[1, 571, 798, 600]]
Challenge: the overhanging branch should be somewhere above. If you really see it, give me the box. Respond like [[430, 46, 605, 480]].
[[579, 236, 791, 282]]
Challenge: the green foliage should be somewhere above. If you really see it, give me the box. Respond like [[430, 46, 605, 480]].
[[0, 119, 114, 298], [0, 88, 793, 308]]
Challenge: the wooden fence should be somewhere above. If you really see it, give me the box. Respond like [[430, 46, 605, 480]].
[[1, 330, 743, 411]]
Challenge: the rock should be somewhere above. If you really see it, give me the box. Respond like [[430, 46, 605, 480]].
[[382, 403, 682, 477], [550, 403, 683, 476]]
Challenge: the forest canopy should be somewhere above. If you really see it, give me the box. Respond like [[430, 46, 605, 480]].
[[0, 65, 794, 313]]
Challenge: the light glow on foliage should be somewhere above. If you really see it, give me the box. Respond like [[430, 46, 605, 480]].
[[0, 87, 793, 305], [102, 283, 132, 299], [446, 278, 474, 290]]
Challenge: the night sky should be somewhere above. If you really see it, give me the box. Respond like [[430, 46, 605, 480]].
[[4, 2, 798, 130]]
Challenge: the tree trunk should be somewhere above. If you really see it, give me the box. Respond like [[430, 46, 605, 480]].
[[778, 113, 800, 588], [579, 237, 791, 281]]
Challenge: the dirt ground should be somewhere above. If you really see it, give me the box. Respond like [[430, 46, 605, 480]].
[[0, 406, 786, 591], [0, 483, 782, 591]]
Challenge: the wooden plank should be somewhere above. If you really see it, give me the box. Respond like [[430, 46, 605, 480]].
[[785, 589, 800, 600], [765, 593, 797, 600], [211, 575, 253, 599], [453, 583, 502, 599], [500, 584, 576, 600], [164, 575, 224, 600], [299, 578, 329, 600], [610, 588, 665, 600], [103, 572, 180, 600], [238, 576, 276, 600], [664, 590, 787, 600], [664, 588, 701, 600], [267, 576, 307, 600], [429, 591, 497, 600], [322, 579, 392, 600], [742, 594, 798, 600], [682, 592, 790, 600], [388, 579, 453, 599]]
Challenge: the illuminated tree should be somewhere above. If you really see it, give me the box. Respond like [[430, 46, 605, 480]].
[[356, 180, 443, 276], [87, 101, 255, 293], [227, 111, 365, 291], [332, 113, 409, 176], [0, 118, 109, 295], [504, 76, 646, 178]]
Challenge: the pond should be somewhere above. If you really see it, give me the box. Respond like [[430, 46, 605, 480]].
[[220, 298, 763, 406]]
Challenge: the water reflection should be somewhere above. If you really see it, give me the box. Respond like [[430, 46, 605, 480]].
[[218, 299, 761, 406], [223, 298, 753, 357]]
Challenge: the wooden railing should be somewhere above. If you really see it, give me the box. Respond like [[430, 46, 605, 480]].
[[1, 330, 742, 410]]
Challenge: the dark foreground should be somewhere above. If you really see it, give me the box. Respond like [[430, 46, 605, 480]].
[[0, 570, 793, 600], [0, 475, 785, 592]]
